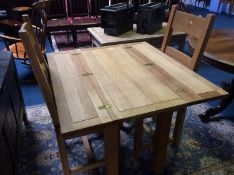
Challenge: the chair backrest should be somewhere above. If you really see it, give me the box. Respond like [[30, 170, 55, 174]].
[[31, 0, 52, 52], [69, 0, 89, 17], [19, 15, 59, 127], [89, 0, 109, 16], [161, 5, 214, 71], [48, 0, 67, 19]]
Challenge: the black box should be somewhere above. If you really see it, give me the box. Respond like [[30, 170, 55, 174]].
[[101, 3, 134, 36], [137, 2, 165, 34]]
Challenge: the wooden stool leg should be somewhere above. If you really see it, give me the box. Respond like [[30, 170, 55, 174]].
[[56, 130, 71, 175], [151, 112, 172, 175], [104, 124, 120, 175], [172, 108, 187, 147], [134, 119, 143, 158]]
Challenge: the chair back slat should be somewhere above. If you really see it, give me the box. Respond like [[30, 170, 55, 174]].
[[161, 5, 214, 71], [69, 0, 89, 17], [48, 0, 67, 19], [165, 46, 191, 68], [19, 15, 59, 127], [31, 0, 52, 52], [172, 11, 206, 39], [90, 0, 109, 16]]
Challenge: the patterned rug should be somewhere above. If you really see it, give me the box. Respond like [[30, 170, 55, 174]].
[[18, 103, 234, 175]]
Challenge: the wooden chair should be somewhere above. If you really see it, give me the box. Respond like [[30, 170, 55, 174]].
[[89, 0, 109, 17], [19, 15, 117, 175], [69, 0, 101, 47], [134, 5, 215, 157], [47, 0, 73, 47], [0, 0, 52, 64], [217, 0, 234, 15]]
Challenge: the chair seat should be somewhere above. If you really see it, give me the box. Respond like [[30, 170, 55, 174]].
[[72, 16, 101, 29], [47, 18, 73, 30], [3, 42, 26, 59]]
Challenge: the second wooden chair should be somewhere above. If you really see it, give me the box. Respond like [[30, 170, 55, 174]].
[[134, 5, 215, 157]]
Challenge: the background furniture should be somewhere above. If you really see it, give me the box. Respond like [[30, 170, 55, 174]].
[[0, 0, 52, 63], [195, 0, 210, 8], [0, 0, 33, 20], [189, 29, 234, 120], [209, 0, 233, 14], [217, 0, 234, 15], [0, 51, 27, 175], [47, 0, 73, 46], [88, 23, 186, 47], [47, 0, 170, 47], [69, 0, 102, 47]]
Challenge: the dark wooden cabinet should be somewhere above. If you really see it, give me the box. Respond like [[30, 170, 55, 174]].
[[0, 51, 27, 175]]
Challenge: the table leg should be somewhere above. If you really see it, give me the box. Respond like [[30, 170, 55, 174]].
[[172, 108, 186, 147], [72, 28, 77, 48], [199, 79, 234, 121], [104, 124, 120, 175], [151, 112, 173, 175]]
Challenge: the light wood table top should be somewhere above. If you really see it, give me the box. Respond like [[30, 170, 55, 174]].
[[47, 42, 227, 174], [47, 42, 227, 137], [189, 29, 234, 73], [88, 23, 186, 47]]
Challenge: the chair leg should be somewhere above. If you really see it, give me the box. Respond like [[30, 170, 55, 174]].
[[72, 29, 77, 48], [133, 119, 143, 158], [66, 30, 70, 42], [56, 129, 71, 175], [104, 124, 120, 175], [82, 136, 94, 162], [172, 108, 187, 147], [47, 32, 53, 48]]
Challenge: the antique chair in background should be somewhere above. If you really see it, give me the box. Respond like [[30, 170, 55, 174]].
[[47, 0, 73, 46], [89, 0, 109, 17], [134, 5, 215, 157], [19, 14, 118, 175], [0, 0, 52, 64], [69, 0, 102, 47], [217, 0, 234, 15], [0, 0, 32, 21]]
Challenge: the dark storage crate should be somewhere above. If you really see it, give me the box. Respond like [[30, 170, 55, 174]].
[[101, 3, 134, 36], [137, 2, 165, 34]]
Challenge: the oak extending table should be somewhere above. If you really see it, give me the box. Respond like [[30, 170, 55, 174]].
[[47, 42, 227, 175], [87, 23, 186, 47]]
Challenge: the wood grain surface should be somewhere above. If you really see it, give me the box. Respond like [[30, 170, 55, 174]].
[[88, 23, 185, 46], [47, 42, 227, 138]]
